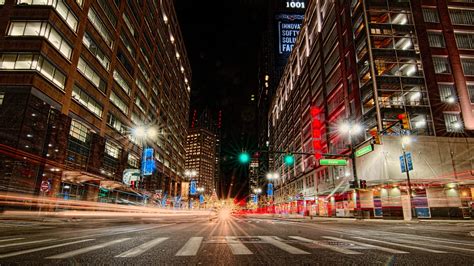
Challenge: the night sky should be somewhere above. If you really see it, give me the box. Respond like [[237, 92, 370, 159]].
[[174, 1, 268, 200]]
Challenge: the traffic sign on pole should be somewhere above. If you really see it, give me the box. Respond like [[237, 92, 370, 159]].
[[319, 159, 347, 166], [40, 181, 50, 193]]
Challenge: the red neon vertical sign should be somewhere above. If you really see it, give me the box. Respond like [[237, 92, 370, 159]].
[[310, 106, 323, 160]]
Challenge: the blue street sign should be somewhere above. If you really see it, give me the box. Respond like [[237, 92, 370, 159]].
[[267, 183, 273, 197], [400, 152, 414, 173], [190, 180, 197, 195], [400, 155, 406, 173], [199, 194, 205, 204], [161, 193, 167, 206], [141, 148, 155, 176], [253, 194, 258, 203], [406, 152, 413, 171]]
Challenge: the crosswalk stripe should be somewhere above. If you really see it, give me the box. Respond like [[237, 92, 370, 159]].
[[398, 235, 474, 247], [322, 236, 408, 254], [175, 237, 203, 256], [289, 236, 362, 254], [115, 237, 169, 257], [388, 237, 474, 253], [259, 236, 310, 255], [0, 239, 95, 259], [0, 238, 25, 243], [225, 236, 253, 255], [0, 238, 55, 248], [46, 238, 130, 259], [352, 237, 447, 253]]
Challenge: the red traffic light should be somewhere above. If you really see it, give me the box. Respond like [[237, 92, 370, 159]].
[[397, 113, 406, 120]]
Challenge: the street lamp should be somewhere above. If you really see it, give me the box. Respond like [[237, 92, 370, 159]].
[[338, 121, 364, 219], [131, 125, 159, 193]]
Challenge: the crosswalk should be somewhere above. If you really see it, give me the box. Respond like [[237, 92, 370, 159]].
[[0, 233, 472, 260]]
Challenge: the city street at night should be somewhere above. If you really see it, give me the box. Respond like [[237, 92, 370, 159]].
[[0, 214, 473, 265]]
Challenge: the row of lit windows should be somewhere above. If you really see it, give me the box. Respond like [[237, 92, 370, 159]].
[[83, 32, 110, 70], [8, 21, 72, 59], [109, 91, 128, 114], [423, 7, 474, 26], [17, 0, 78, 32], [72, 84, 103, 117], [77, 57, 107, 93], [0, 53, 66, 89], [428, 31, 474, 50], [88, 7, 113, 48], [113, 70, 131, 95]]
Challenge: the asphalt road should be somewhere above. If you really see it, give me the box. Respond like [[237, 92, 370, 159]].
[[0, 215, 473, 265]]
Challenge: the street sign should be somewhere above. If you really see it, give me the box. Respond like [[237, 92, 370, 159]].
[[406, 152, 413, 171], [190, 180, 197, 195], [267, 183, 273, 197], [319, 159, 347, 166], [141, 148, 155, 176], [199, 194, 205, 204], [355, 144, 374, 158], [400, 152, 414, 173], [40, 181, 50, 192]]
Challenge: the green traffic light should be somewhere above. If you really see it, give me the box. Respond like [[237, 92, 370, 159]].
[[284, 154, 294, 165], [239, 152, 250, 164]]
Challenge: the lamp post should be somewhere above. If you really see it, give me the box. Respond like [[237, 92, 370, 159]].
[[184, 169, 197, 209], [338, 121, 364, 219], [401, 136, 416, 220]]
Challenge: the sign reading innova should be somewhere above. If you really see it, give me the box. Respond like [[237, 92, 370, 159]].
[[277, 14, 305, 54]]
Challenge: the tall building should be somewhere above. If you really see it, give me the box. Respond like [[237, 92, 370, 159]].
[[256, 0, 307, 196], [269, 0, 474, 219], [0, 0, 190, 203], [185, 127, 216, 195]]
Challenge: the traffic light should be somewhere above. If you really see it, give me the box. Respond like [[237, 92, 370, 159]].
[[370, 130, 382, 145], [398, 112, 411, 130], [284, 154, 294, 166], [359, 179, 367, 189], [238, 152, 250, 164], [349, 181, 356, 189]]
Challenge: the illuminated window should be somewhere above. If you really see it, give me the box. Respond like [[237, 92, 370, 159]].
[[107, 113, 126, 134], [109, 91, 128, 114], [432, 57, 451, 74], [88, 8, 113, 48], [444, 113, 463, 132], [113, 70, 131, 95], [449, 9, 474, 25], [105, 140, 120, 159], [461, 58, 474, 75], [77, 57, 107, 93], [427, 32, 445, 48], [8, 21, 72, 59], [69, 120, 89, 142], [83, 32, 110, 70], [17, 0, 78, 32], [0, 53, 66, 89], [72, 84, 103, 117]]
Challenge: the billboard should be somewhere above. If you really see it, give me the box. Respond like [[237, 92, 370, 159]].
[[276, 14, 305, 55], [190, 180, 197, 195]]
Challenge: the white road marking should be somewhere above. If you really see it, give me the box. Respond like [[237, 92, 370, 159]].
[[0, 238, 55, 248], [289, 236, 362, 254], [225, 236, 253, 255], [322, 236, 408, 254], [259, 236, 310, 255], [352, 236, 447, 253], [66, 224, 173, 241], [175, 237, 203, 256], [398, 235, 474, 247], [0, 239, 95, 259], [388, 237, 474, 253], [115, 237, 169, 257], [46, 238, 130, 259], [0, 238, 25, 243]]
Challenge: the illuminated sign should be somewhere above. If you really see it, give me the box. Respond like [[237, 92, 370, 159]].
[[141, 148, 155, 176], [355, 144, 374, 158], [319, 159, 347, 166], [190, 180, 197, 195], [123, 169, 141, 185], [267, 183, 274, 197], [286, 1, 305, 9], [276, 14, 304, 54]]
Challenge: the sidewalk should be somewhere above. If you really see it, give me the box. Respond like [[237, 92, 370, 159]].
[[245, 213, 474, 224]]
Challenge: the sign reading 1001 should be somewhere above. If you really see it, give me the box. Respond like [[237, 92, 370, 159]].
[[286, 1, 305, 9]]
